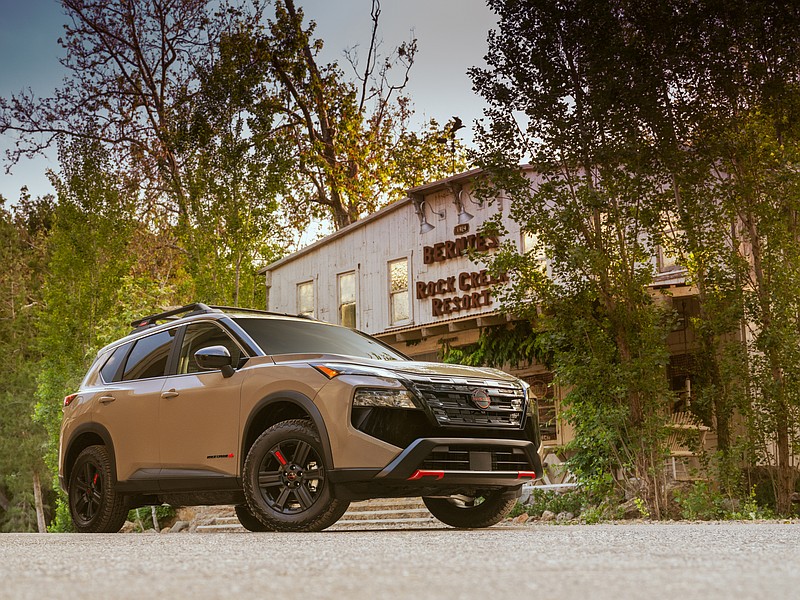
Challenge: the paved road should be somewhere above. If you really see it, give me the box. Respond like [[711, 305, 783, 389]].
[[2, 522, 799, 599]]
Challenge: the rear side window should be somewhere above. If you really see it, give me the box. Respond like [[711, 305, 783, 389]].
[[122, 330, 175, 381], [100, 343, 132, 383]]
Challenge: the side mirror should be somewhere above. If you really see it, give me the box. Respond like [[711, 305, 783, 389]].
[[194, 346, 235, 378]]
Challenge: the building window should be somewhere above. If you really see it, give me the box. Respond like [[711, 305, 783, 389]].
[[338, 271, 357, 328], [389, 258, 410, 324], [297, 280, 314, 317], [521, 230, 547, 272]]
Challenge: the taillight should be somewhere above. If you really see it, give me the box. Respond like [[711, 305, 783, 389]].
[[64, 393, 79, 407]]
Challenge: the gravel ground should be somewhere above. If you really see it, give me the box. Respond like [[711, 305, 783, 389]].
[[2, 522, 799, 599]]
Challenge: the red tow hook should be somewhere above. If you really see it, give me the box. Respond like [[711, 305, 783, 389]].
[[407, 469, 444, 481]]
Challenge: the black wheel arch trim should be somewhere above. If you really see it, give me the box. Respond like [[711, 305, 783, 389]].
[[64, 423, 118, 489], [241, 391, 334, 470]]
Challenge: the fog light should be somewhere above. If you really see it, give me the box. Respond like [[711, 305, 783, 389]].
[[353, 388, 418, 409]]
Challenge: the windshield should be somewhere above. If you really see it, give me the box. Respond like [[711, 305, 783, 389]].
[[233, 317, 408, 361]]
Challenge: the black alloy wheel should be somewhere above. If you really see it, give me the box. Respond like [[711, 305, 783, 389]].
[[74, 461, 102, 521], [68, 445, 128, 533], [258, 438, 324, 514], [243, 420, 349, 532]]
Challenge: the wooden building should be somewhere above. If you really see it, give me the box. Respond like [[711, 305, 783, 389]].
[[260, 168, 714, 481]]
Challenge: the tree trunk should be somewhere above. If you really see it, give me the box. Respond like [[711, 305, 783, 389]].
[[234, 253, 242, 307], [32, 471, 47, 533]]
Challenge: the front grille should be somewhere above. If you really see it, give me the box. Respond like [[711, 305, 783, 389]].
[[409, 376, 526, 428], [421, 445, 532, 471]]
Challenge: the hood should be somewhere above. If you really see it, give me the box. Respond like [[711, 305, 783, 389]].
[[268, 352, 518, 382]]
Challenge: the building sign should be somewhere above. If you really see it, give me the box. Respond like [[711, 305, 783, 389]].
[[416, 269, 509, 317], [422, 233, 500, 265]]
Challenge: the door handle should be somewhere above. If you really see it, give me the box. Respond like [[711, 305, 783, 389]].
[[161, 389, 179, 399], [98, 395, 116, 404]]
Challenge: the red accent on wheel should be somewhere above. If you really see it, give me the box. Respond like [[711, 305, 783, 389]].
[[274, 450, 288, 465]]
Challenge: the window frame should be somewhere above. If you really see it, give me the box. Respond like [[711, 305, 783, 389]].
[[387, 256, 412, 327], [173, 320, 248, 376], [296, 279, 315, 318], [337, 270, 358, 329], [521, 229, 548, 273], [117, 328, 179, 383]]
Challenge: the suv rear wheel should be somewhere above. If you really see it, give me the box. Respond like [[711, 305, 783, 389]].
[[243, 419, 349, 532], [234, 504, 274, 532], [68, 445, 128, 533], [423, 490, 517, 528]]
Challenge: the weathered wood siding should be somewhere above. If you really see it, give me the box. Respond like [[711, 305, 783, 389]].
[[265, 178, 528, 336]]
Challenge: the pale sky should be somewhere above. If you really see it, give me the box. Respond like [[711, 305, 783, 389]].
[[0, 0, 497, 202]]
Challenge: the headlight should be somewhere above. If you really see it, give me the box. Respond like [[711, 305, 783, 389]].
[[313, 363, 399, 380], [353, 388, 419, 409], [519, 380, 533, 415]]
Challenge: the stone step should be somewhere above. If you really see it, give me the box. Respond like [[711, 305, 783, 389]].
[[338, 508, 432, 521], [196, 523, 246, 533], [329, 517, 437, 528], [192, 498, 437, 532]]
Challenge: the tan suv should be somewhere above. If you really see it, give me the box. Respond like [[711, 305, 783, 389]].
[[59, 304, 542, 532]]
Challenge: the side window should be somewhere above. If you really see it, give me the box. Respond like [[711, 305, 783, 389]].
[[178, 322, 242, 375], [122, 330, 175, 381], [100, 342, 132, 383]]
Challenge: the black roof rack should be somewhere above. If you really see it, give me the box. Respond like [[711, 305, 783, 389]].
[[130, 303, 218, 329], [208, 305, 316, 320]]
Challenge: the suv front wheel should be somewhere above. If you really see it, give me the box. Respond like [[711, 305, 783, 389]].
[[423, 490, 517, 528], [243, 419, 349, 532]]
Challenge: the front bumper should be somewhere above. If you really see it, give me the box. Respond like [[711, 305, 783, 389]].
[[328, 437, 542, 501]]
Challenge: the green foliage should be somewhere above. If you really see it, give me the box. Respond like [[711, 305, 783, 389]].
[[0, 192, 54, 531], [127, 505, 177, 532], [442, 321, 552, 369], [33, 138, 138, 475], [48, 495, 75, 533], [525, 489, 586, 518], [673, 482, 777, 521]]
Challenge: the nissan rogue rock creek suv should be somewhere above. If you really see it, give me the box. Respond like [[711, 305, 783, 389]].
[[59, 304, 543, 532]]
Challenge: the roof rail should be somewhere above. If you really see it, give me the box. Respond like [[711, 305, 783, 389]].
[[209, 305, 316, 320], [130, 303, 218, 329]]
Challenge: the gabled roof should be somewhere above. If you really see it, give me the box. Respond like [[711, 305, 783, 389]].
[[258, 168, 488, 275]]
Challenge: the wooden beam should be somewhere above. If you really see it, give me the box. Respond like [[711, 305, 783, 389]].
[[477, 314, 507, 327], [396, 330, 423, 342], [448, 318, 477, 332], [422, 324, 449, 337]]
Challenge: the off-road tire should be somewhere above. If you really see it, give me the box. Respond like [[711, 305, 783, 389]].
[[68, 445, 128, 533], [423, 490, 517, 528], [243, 419, 349, 532], [235, 504, 274, 532]]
